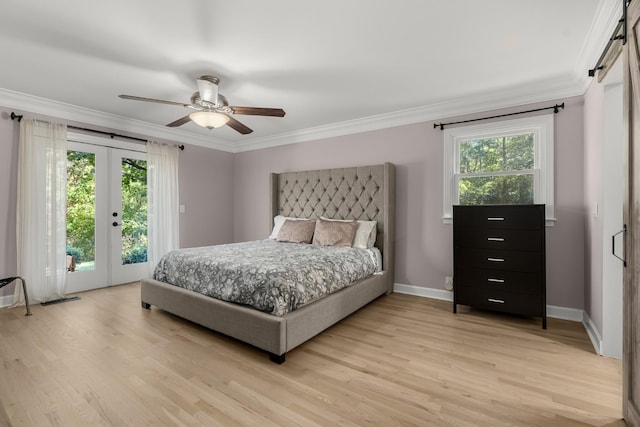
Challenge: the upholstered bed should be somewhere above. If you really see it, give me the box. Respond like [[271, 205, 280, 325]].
[[140, 162, 395, 363]]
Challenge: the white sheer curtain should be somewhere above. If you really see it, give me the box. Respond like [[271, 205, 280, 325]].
[[146, 142, 180, 276], [15, 119, 68, 304]]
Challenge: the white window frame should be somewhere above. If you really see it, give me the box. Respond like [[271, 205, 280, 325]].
[[442, 114, 555, 225]]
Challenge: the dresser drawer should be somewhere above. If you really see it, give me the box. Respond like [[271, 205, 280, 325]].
[[453, 205, 544, 230], [454, 286, 542, 317], [454, 268, 542, 294], [455, 248, 541, 272], [454, 228, 542, 251]]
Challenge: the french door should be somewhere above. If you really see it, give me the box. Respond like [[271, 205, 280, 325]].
[[65, 137, 148, 293]]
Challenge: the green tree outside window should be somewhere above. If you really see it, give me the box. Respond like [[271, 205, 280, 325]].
[[458, 133, 535, 205]]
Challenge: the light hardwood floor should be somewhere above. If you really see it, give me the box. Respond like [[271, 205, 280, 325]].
[[0, 283, 624, 427]]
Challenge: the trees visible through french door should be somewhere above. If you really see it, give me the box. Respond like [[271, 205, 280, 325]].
[[65, 136, 148, 293]]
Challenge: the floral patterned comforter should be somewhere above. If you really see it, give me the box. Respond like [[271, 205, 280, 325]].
[[153, 239, 380, 316]]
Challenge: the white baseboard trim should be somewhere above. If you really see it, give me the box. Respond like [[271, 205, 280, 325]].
[[546, 305, 583, 322], [394, 283, 453, 301], [582, 311, 603, 355], [393, 283, 585, 322], [0, 294, 15, 308]]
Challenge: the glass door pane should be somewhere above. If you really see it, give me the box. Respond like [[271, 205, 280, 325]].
[[110, 149, 148, 285], [120, 157, 148, 265], [65, 141, 108, 294], [66, 150, 96, 272]]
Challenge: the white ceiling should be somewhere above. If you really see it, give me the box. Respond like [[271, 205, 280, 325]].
[[0, 0, 621, 152]]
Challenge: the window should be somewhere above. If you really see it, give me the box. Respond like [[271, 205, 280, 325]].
[[443, 114, 554, 224]]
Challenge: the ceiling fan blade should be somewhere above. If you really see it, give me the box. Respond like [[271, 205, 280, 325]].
[[119, 94, 190, 107], [230, 106, 286, 117], [166, 115, 192, 127], [225, 115, 253, 134]]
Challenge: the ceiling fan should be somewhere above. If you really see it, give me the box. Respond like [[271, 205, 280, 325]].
[[118, 75, 285, 135]]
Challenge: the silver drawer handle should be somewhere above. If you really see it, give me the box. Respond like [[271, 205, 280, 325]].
[[488, 298, 505, 304], [487, 257, 504, 262], [487, 217, 505, 221], [487, 237, 505, 242], [487, 278, 505, 283]]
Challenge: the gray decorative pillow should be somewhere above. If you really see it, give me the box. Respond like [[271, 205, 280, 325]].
[[312, 218, 358, 247], [275, 219, 316, 244], [320, 217, 377, 248]]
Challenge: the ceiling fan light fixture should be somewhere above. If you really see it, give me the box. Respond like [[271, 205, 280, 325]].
[[189, 111, 230, 129]]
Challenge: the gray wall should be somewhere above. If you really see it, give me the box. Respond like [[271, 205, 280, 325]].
[[0, 112, 19, 289], [233, 97, 586, 309], [178, 144, 235, 248]]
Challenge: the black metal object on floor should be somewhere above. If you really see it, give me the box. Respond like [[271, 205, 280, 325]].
[[0, 276, 32, 316], [41, 296, 81, 306]]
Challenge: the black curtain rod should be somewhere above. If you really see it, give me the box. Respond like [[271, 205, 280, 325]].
[[10, 112, 184, 151], [433, 103, 564, 131], [588, 0, 631, 77]]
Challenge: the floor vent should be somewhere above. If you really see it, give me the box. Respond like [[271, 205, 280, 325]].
[[41, 296, 81, 306]]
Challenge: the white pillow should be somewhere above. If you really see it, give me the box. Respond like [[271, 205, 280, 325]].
[[269, 215, 310, 239], [320, 217, 377, 248]]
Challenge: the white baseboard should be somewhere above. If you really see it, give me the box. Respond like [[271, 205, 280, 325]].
[[394, 283, 453, 301], [582, 311, 603, 355], [393, 283, 585, 322], [546, 305, 583, 322], [0, 294, 15, 308]]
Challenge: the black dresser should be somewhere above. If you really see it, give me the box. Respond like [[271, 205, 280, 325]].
[[453, 204, 546, 329]]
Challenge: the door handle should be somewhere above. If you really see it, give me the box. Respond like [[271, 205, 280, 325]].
[[612, 225, 626, 267]]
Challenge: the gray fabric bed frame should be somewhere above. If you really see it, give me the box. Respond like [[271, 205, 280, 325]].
[[140, 162, 395, 363]]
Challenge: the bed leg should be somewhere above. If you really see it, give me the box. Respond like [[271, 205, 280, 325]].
[[269, 353, 285, 364], [141, 301, 151, 309]]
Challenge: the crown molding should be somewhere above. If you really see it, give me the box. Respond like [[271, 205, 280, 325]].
[[574, 0, 623, 92], [0, 88, 235, 152], [233, 75, 585, 153], [2, 68, 588, 155]]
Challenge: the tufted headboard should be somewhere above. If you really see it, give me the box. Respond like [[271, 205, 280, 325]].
[[270, 163, 395, 291]]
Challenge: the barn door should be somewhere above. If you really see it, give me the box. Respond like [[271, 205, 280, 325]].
[[624, 0, 640, 424]]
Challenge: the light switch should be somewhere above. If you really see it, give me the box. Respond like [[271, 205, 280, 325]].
[[179, 205, 186, 214]]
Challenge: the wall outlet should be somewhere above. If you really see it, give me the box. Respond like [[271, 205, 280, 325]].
[[445, 276, 454, 291]]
